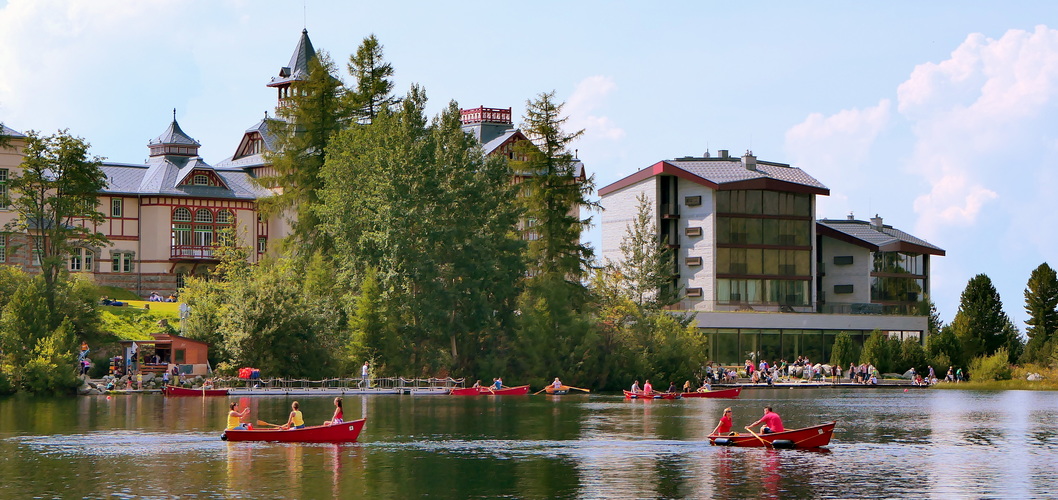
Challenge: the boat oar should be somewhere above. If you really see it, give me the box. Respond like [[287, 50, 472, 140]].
[[256, 420, 282, 428], [533, 387, 548, 395], [745, 426, 772, 448], [567, 386, 591, 393]]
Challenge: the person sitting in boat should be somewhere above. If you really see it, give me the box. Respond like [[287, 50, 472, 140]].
[[698, 379, 712, 393], [712, 407, 734, 435], [642, 380, 653, 395], [493, 377, 503, 390], [666, 381, 677, 393], [324, 397, 344, 425], [630, 380, 640, 393], [682, 380, 692, 393], [280, 401, 305, 430], [472, 380, 482, 389], [746, 406, 785, 434], [227, 402, 250, 430]]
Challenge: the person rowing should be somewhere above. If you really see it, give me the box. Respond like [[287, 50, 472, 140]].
[[666, 381, 677, 393], [712, 407, 734, 435], [630, 380, 641, 393], [280, 401, 305, 430], [472, 380, 482, 389], [227, 402, 250, 430], [493, 377, 503, 390], [746, 406, 785, 434], [642, 379, 653, 395], [552, 377, 563, 389]]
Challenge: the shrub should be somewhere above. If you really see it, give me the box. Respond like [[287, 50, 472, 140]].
[[969, 348, 1013, 382]]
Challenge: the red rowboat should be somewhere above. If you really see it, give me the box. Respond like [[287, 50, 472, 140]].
[[623, 390, 682, 400], [678, 387, 742, 399], [222, 418, 367, 443], [163, 385, 229, 396], [450, 385, 530, 396], [708, 421, 836, 449]]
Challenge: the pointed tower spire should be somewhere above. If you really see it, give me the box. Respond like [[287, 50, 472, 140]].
[[267, 29, 318, 109], [148, 112, 201, 157]]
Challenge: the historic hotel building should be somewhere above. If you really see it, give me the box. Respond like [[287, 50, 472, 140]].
[[599, 150, 945, 364], [0, 30, 320, 295]]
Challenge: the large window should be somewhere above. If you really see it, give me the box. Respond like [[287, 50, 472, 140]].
[[872, 252, 924, 275], [0, 168, 8, 209], [717, 248, 810, 276], [716, 190, 811, 217], [172, 207, 235, 258], [69, 247, 93, 272], [112, 252, 134, 273], [717, 218, 811, 246], [717, 278, 809, 306], [0, 234, 5, 263]]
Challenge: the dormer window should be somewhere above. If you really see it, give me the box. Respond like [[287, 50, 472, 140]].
[[193, 174, 210, 186]]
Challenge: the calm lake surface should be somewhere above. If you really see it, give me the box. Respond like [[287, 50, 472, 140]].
[[1, 388, 1055, 499]]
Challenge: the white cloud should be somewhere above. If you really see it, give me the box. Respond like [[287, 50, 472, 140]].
[[897, 25, 1058, 238], [565, 75, 625, 141], [783, 99, 891, 191]]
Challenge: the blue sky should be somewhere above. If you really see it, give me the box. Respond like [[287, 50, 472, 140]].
[[2, 1, 1057, 329]]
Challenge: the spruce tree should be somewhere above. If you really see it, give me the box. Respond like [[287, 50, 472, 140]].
[[617, 193, 679, 308], [952, 274, 1010, 360], [346, 35, 398, 124], [1023, 262, 1058, 363]]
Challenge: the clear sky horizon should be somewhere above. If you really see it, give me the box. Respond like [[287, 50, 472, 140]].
[[2, 1, 1057, 331]]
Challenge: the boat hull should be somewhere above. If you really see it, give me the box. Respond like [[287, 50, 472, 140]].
[[678, 387, 742, 399], [450, 385, 530, 396], [163, 385, 229, 397], [544, 387, 569, 395], [223, 418, 366, 443], [623, 390, 681, 399], [708, 421, 836, 448]]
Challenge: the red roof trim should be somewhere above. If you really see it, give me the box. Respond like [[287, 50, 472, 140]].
[[599, 162, 719, 196], [718, 177, 829, 196]]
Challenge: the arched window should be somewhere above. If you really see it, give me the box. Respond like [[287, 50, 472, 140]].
[[173, 207, 192, 222], [216, 209, 233, 224], [194, 209, 214, 223]]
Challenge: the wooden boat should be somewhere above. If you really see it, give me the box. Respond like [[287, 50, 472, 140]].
[[163, 385, 229, 396], [222, 418, 366, 443], [450, 385, 530, 396], [623, 390, 682, 400], [678, 387, 742, 399], [708, 421, 836, 449]]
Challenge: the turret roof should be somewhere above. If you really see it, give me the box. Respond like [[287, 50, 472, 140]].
[[268, 29, 316, 87]]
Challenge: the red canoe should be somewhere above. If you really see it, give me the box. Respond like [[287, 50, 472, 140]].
[[623, 390, 682, 400], [222, 418, 367, 443], [163, 385, 229, 396], [450, 385, 530, 396], [678, 387, 742, 399], [708, 421, 836, 449]]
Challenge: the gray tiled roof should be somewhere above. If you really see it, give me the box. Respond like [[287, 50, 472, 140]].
[[481, 129, 519, 155], [149, 119, 200, 147], [268, 29, 316, 87], [100, 156, 269, 200], [669, 158, 828, 190], [1, 124, 25, 138], [818, 219, 944, 253]]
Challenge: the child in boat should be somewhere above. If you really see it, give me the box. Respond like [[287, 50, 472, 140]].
[[324, 397, 343, 425], [281, 401, 305, 430], [227, 402, 250, 430]]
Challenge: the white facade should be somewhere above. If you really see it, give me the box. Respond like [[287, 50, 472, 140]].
[[599, 176, 656, 267]]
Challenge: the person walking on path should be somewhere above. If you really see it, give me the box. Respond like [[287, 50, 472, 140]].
[[361, 361, 370, 389]]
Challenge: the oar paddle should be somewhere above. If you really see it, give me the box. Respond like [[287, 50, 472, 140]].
[[533, 387, 548, 395], [256, 420, 282, 428], [745, 426, 771, 448], [567, 386, 591, 393]]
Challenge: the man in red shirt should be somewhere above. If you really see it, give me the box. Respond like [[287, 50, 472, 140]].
[[712, 407, 734, 435], [747, 406, 785, 434]]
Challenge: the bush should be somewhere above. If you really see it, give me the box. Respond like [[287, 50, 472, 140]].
[[969, 348, 1013, 382]]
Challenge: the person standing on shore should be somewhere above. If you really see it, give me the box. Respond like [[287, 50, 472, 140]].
[[361, 361, 370, 389]]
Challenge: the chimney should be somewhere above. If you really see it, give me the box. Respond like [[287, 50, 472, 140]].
[[718, 149, 729, 158], [847, 212, 855, 221], [870, 214, 883, 230], [742, 150, 757, 171]]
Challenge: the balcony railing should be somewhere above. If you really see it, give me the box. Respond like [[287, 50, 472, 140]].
[[171, 245, 218, 260]]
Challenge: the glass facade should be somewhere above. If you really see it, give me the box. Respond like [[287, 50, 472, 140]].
[[701, 328, 916, 365]]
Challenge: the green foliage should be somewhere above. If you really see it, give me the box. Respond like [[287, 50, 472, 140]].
[[829, 331, 859, 368], [1022, 262, 1058, 364], [176, 277, 229, 366], [859, 330, 894, 372], [20, 320, 80, 395], [260, 50, 349, 255], [4, 130, 108, 309], [95, 285, 139, 301], [927, 324, 963, 368], [346, 34, 398, 123], [968, 348, 1013, 381], [616, 194, 679, 308], [952, 274, 1011, 360], [99, 309, 174, 341], [897, 337, 927, 374]]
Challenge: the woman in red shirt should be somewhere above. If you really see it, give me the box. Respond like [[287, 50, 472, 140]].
[[712, 407, 734, 435]]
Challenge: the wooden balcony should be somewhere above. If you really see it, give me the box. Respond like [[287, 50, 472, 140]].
[[170, 245, 219, 261]]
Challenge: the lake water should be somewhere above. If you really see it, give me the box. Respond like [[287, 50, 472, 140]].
[[0, 388, 1055, 499]]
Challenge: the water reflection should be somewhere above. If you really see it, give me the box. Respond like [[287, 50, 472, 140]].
[[1, 389, 1057, 498]]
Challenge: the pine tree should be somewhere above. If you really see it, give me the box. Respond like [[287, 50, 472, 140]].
[[1023, 262, 1058, 364], [346, 35, 398, 124], [616, 193, 679, 308], [952, 274, 1010, 360]]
